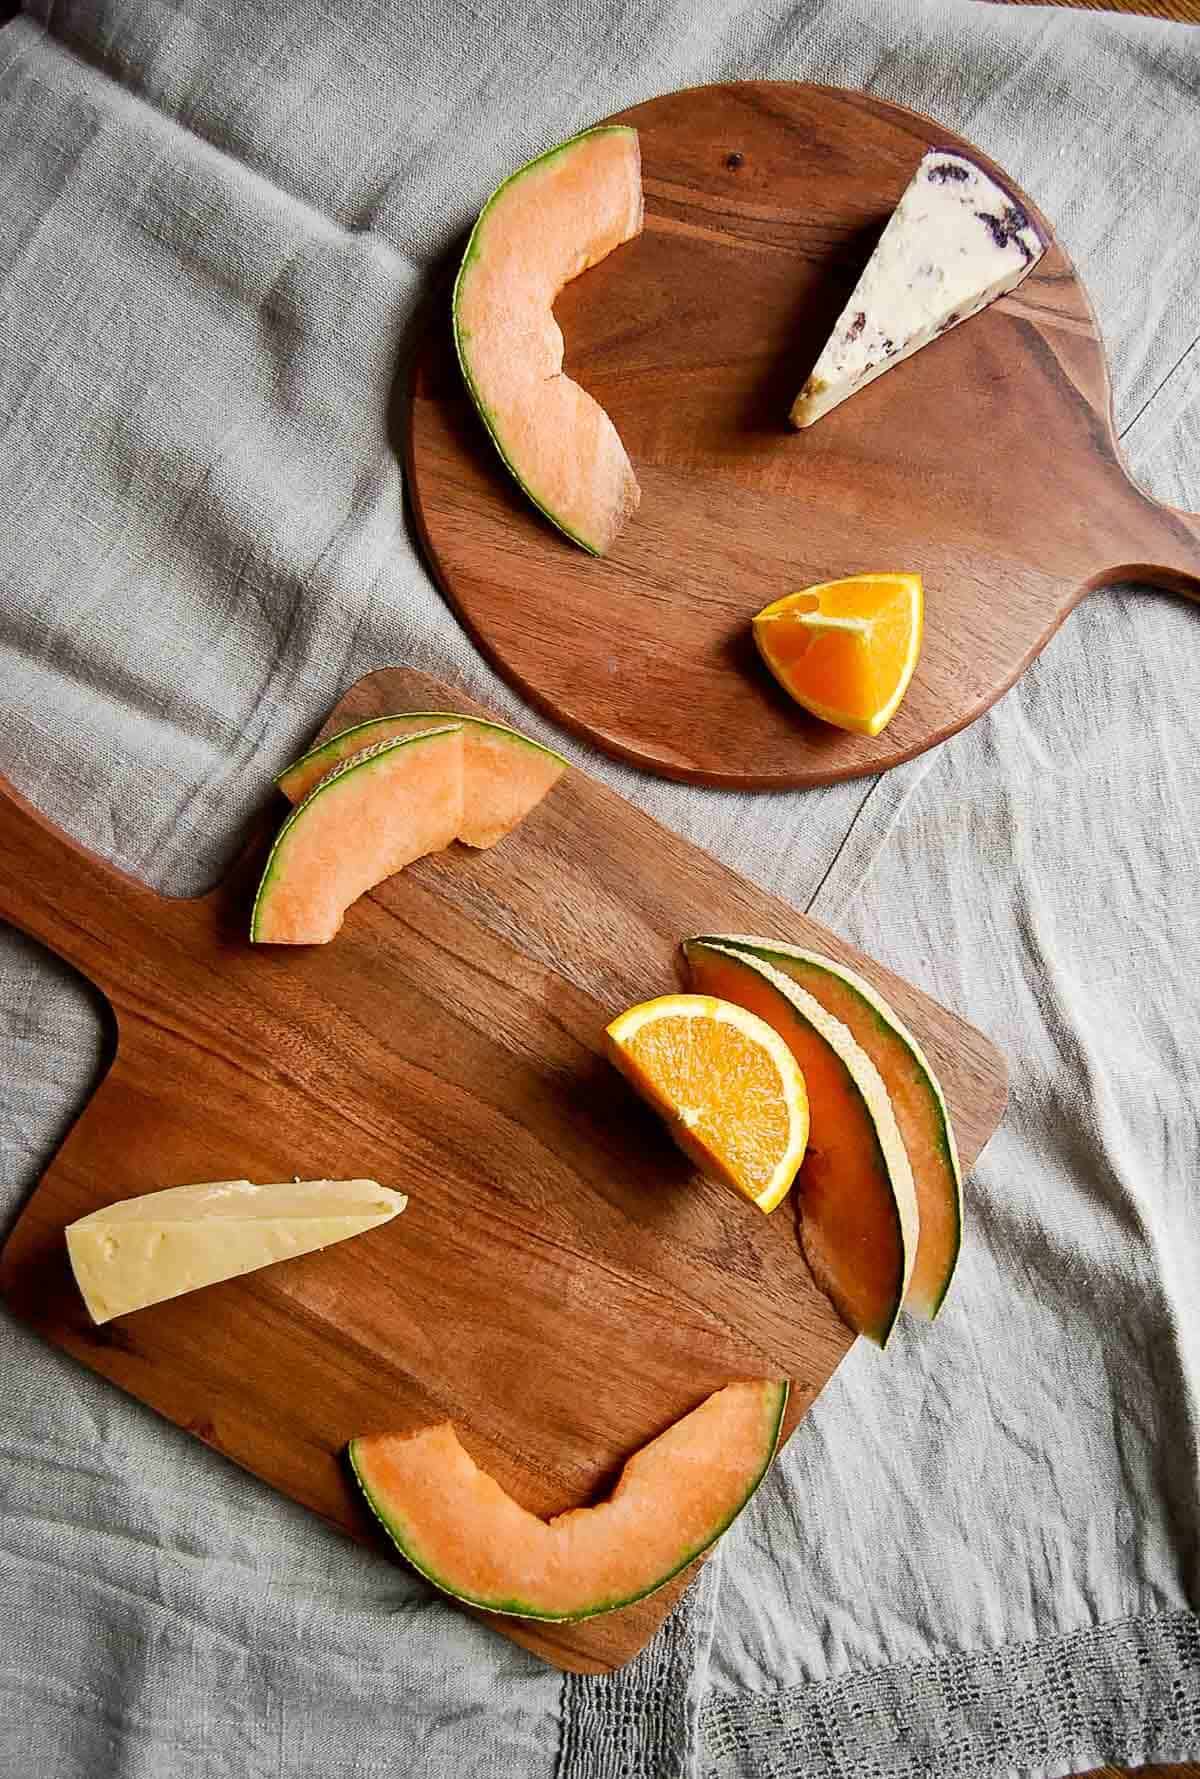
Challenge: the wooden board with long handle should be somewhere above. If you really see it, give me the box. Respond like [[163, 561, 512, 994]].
[[0, 667, 1007, 1672], [408, 81, 1200, 790]]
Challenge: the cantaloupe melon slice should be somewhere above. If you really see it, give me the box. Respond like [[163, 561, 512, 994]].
[[251, 726, 463, 944], [685, 940, 918, 1347], [453, 126, 643, 556], [276, 712, 568, 848], [699, 936, 962, 1319], [349, 1379, 787, 1622]]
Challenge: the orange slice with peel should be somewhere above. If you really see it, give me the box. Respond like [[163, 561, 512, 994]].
[[753, 573, 923, 737], [605, 993, 809, 1213]]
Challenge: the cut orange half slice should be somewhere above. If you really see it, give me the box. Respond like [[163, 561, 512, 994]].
[[605, 993, 809, 1213], [753, 573, 923, 737]]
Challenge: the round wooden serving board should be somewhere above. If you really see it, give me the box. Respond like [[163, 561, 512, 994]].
[[408, 81, 1200, 789]]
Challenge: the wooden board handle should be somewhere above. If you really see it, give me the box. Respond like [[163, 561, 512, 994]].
[[0, 772, 159, 994], [1093, 499, 1200, 603]]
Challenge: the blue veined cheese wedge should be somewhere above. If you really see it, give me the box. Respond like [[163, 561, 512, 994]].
[[790, 148, 1047, 428], [65, 1179, 407, 1323]]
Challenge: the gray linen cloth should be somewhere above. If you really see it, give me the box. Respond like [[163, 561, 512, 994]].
[[0, 2, 1196, 1775]]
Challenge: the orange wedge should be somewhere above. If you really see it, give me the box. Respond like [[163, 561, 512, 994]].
[[605, 994, 809, 1213], [753, 573, 923, 737]]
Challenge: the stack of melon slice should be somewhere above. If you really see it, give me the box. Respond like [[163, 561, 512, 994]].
[[684, 936, 962, 1345], [252, 713, 568, 944]]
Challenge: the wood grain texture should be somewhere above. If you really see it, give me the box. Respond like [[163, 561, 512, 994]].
[[1080, 1769, 1200, 1778], [995, 0, 1198, 16], [408, 82, 1200, 790], [0, 667, 1006, 1673]]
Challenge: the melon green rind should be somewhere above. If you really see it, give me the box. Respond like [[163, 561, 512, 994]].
[[348, 1379, 787, 1623], [685, 940, 918, 1348], [250, 725, 461, 943], [276, 712, 567, 803], [348, 1435, 551, 1618], [452, 125, 641, 557], [695, 934, 962, 1319]]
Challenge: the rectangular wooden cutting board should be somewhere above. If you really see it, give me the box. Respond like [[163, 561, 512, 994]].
[[0, 667, 1007, 1672]]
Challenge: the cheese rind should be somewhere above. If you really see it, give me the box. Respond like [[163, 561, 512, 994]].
[[790, 148, 1047, 428], [65, 1179, 406, 1324]]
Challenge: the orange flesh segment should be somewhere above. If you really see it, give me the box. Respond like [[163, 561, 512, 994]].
[[277, 714, 567, 847], [455, 128, 643, 555], [253, 729, 463, 944], [605, 997, 807, 1210], [754, 574, 923, 737], [687, 946, 905, 1342], [351, 1380, 785, 1619], [453, 724, 564, 846], [760, 953, 959, 1317]]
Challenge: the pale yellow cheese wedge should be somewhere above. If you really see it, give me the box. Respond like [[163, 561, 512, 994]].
[[66, 1179, 406, 1324]]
